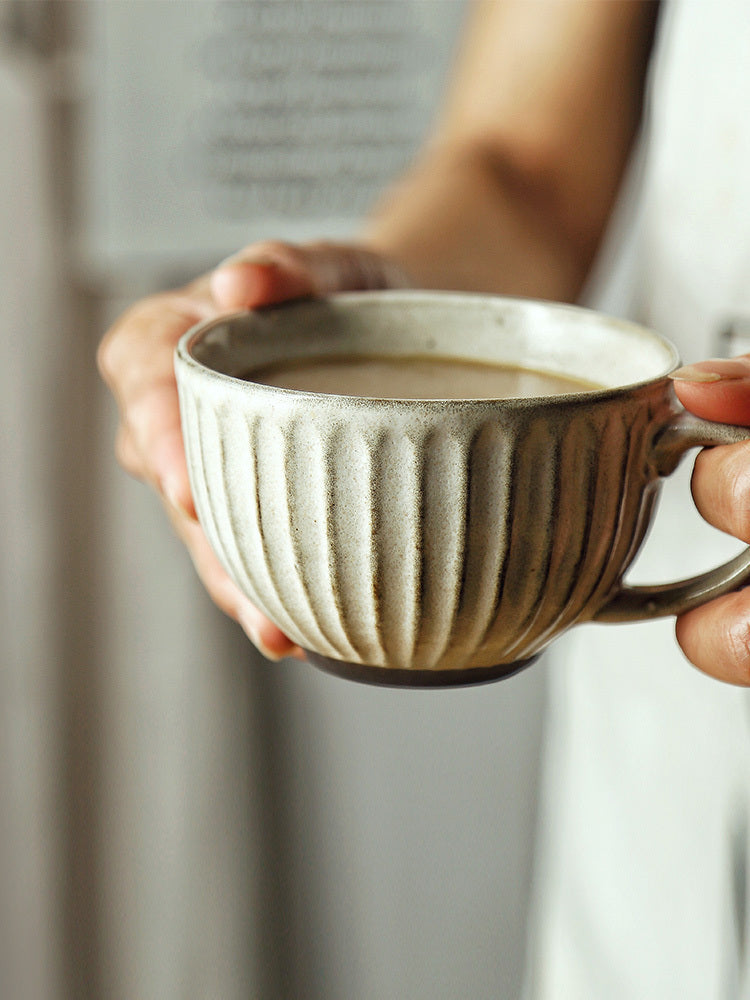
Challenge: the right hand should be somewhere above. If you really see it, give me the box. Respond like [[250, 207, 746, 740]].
[[97, 240, 408, 659], [671, 358, 750, 685]]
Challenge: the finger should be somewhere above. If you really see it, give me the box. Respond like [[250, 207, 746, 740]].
[[99, 271, 309, 662], [689, 439, 750, 542], [210, 239, 409, 310], [98, 287, 213, 407], [165, 501, 304, 662], [98, 288, 214, 513], [675, 588, 750, 686], [122, 376, 196, 517], [671, 356, 750, 424], [114, 424, 140, 480]]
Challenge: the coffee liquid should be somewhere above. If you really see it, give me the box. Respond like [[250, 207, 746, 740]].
[[246, 354, 601, 400]]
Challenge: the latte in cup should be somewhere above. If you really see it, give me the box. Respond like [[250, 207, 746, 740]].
[[246, 354, 601, 400], [175, 291, 750, 687]]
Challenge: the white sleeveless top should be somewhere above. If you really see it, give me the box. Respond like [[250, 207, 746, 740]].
[[529, 2, 750, 996]]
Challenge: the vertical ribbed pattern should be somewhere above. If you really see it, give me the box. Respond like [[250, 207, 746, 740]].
[[427, 422, 514, 670], [180, 382, 660, 672], [412, 429, 470, 669], [188, 396, 250, 605], [326, 425, 385, 664], [480, 418, 561, 662], [196, 402, 307, 644], [479, 411, 631, 663], [249, 413, 369, 656], [370, 431, 422, 668], [281, 418, 363, 659], [511, 413, 614, 650]]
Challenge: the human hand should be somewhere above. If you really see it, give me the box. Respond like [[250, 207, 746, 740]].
[[671, 358, 750, 684], [97, 240, 408, 659]]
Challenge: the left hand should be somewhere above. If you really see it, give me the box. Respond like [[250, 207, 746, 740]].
[[671, 357, 750, 684], [98, 239, 407, 659]]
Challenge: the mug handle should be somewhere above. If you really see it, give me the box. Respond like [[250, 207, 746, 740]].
[[594, 411, 750, 622]]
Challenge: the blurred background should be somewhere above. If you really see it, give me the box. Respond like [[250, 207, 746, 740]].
[[0, 2, 547, 998]]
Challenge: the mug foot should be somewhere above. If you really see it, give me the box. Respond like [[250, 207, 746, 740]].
[[303, 651, 539, 688]]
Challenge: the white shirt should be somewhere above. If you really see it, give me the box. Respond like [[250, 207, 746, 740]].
[[529, 2, 750, 996]]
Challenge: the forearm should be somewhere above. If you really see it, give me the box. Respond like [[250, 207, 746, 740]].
[[363, 0, 659, 303], [364, 140, 595, 303]]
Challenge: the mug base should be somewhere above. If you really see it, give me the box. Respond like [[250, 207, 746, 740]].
[[303, 650, 539, 688]]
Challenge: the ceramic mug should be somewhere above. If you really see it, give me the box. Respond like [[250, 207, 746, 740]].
[[175, 291, 750, 686]]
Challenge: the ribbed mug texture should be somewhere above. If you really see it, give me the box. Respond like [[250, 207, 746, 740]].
[[178, 376, 668, 671]]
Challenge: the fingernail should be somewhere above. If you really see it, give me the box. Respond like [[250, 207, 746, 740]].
[[670, 364, 724, 383], [669, 359, 750, 383]]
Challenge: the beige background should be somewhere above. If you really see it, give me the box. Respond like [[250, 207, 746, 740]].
[[0, 4, 546, 997]]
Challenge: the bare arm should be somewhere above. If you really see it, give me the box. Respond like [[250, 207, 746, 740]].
[[364, 0, 659, 298]]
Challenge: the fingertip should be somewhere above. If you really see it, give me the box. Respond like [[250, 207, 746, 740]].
[[236, 601, 301, 661], [674, 379, 750, 425], [161, 467, 198, 522], [675, 590, 750, 686], [148, 423, 198, 521], [210, 261, 278, 310], [672, 358, 750, 425]]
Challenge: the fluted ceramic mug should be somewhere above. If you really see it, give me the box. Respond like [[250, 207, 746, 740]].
[[175, 291, 750, 686]]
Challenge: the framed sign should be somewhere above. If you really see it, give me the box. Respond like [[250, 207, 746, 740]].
[[75, 0, 464, 277]]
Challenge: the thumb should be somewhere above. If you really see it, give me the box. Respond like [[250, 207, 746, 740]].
[[209, 240, 409, 312], [671, 356, 750, 425]]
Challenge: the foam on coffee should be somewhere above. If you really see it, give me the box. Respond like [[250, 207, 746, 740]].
[[246, 354, 601, 400]]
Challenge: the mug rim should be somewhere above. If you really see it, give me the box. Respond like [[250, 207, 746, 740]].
[[175, 290, 681, 406]]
